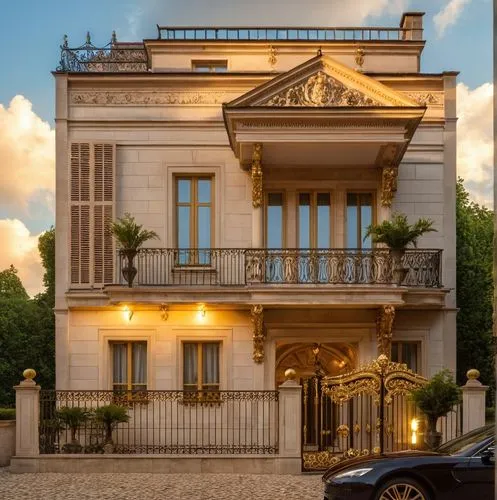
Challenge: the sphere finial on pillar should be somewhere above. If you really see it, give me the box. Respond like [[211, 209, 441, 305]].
[[23, 368, 36, 381], [284, 368, 297, 381], [466, 368, 480, 380]]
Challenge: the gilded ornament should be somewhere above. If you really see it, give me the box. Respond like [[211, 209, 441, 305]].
[[376, 305, 395, 358], [159, 303, 169, 321], [337, 424, 350, 438], [23, 368, 37, 380], [263, 71, 381, 107], [466, 369, 480, 380], [251, 144, 263, 209], [405, 92, 444, 106], [366, 423, 371, 434], [70, 91, 230, 105], [381, 166, 398, 207], [251, 304, 265, 363], [354, 47, 365, 71], [284, 368, 297, 381], [268, 45, 277, 67], [354, 422, 361, 434]]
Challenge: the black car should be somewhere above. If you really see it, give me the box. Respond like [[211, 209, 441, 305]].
[[323, 425, 495, 500]]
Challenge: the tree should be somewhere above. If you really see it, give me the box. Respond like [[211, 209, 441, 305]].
[[37, 227, 55, 307], [0, 265, 28, 299], [456, 179, 494, 396]]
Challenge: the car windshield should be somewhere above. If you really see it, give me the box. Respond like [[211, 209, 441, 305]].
[[437, 425, 494, 456]]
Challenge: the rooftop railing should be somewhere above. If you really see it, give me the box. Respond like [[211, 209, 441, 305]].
[[157, 26, 423, 42]]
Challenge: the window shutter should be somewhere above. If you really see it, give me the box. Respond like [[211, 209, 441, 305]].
[[69, 142, 115, 287]]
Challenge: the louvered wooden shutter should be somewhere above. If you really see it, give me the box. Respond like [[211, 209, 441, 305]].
[[69, 142, 115, 287]]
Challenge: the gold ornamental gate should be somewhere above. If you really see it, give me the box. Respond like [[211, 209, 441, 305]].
[[302, 354, 427, 471]]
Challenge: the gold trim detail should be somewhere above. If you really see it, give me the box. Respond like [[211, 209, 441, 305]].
[[263, 71, 381, 107], [381, 166, 398, 207], [70, 91, 233, 105], [337, 424, 350, 438], [268, 45, 277, 67], [251, 304, 265, 363], [159, 303, 169, 321], [355, 47, 365, 71], [376, 305, 395, 358], [251, 144, 263, 209]]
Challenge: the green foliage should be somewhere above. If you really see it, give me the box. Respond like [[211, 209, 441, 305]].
[[456, 179, 494, 394], [37, 227, 55, 308], [411, 370, 462, 424], [94, 404, 130, 441], [110, 213, 159, 251], [364, 213, 436, 250], [0, 265, 28, 299], [0, 227, 56, 406], [57, 407, 92, 432], [0, 408, 15, 420]]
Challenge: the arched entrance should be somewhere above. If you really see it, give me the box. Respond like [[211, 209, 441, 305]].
[[275, 342, 357, 451]]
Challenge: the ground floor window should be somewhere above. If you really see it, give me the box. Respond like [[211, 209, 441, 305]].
[[111, 341, 147, 391], [183, 342, 220, 391], [391, 341, 420, 373]]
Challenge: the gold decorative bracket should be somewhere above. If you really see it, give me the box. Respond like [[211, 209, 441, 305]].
[[376, 305, 395, 358], [160, 303, 169, 321], [251, 304, 265, 363], [251, 144, 263, 208], [381, 166, 398, 207], [355, 47, 365, 71], [268, 45, 277, 67]]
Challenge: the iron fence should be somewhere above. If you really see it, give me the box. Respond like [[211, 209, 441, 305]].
[[114, 248, 442, 288], [157, 27, 423, 42], [39, 390, 279, 455]]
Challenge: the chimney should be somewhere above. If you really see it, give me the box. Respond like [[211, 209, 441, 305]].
[[400, 12, 424, 41]]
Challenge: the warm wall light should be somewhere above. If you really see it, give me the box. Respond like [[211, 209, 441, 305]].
[[410, 418, 418, 446], [123, 305, 134, 322], [196, 304, 206, 321]]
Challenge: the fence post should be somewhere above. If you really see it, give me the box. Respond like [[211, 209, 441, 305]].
[[14, 369, 40, 456], [462, 369, 488, 434], [278, 369, 302, 472]]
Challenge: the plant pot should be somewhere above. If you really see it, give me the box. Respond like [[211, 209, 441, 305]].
[[121, 250, 138, 287], [425, 430, 443, 450], [390, 249, 407, 285]]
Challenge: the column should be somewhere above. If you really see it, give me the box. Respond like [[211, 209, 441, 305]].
[[14, 369, 40, 456], [462, 369, 488, 434]]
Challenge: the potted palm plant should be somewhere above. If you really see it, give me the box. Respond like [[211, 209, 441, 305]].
[[110, 213, 159, 287], [364, 213, 436, 285], [94, 404, 130, 453], [57, 406, 92, 453], [411, 369, 462, 450]]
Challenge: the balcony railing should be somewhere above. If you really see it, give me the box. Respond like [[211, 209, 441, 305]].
[[114, 248, 442, 288], [157, 26, 423, 42]]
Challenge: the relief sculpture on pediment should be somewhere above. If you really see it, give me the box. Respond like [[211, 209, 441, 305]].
[[264, 71, 381, 107]]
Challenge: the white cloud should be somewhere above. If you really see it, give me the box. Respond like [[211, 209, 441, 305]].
[[433, 0, 471, 38], [456, 81, 493, 207], [0, 95, 55, 212], [0, 219, 44, 297]]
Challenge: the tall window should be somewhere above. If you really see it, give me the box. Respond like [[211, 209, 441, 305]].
[[298, 192, 331, 248], [346, 193, 373, 249], [192, 60, 227, 72], [391, 341, 419, 372], [183, 342, 220, 392], [265, 192, 284, 248], [111, 341, 147, 392], [176, 177, 213, 264]]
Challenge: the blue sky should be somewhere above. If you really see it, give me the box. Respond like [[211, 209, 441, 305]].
[[0, 0, 492, 294]]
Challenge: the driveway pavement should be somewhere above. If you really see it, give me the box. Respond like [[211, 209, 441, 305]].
[[0, 468, 323, 500]]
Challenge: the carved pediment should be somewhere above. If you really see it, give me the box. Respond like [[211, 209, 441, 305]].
[[226, 54, 419, 109], [263, 71, 381, 107]]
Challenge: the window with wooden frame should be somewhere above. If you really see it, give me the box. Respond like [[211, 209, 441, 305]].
[[264, 192, 285, 248], [175, 176, 213, 265], [192, 60, 228, 72], [391, 341, 420, 373], [298, 192, 332, 249], [346, 192, 374, 249], [111, 341, 147, 392], [183, 342, 220, 398]]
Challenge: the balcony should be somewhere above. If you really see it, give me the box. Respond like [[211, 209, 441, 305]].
[[114, 248, 442, 288]]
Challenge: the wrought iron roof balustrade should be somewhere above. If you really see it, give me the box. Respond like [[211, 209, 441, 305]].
[[57, 32, 148, 72], [114, 248, 442, 288], [157, 26, 423, 42], [39, 389, 278, 455]]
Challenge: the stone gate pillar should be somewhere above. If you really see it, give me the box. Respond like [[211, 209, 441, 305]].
[[462, 369, 488, 434]]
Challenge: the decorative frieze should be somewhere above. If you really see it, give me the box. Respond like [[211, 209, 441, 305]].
[[70, 91, 232, 105], [376, 305, 396, 358], [251, 304, 265, 364], [380, 166, 398, 207], [404, 92, 444, 106], [251, 144, 263, 209], [263, 71, 381, 107]]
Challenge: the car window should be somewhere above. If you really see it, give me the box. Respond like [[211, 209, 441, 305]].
[[437, 426, 495, 456], [473, 443, 495, 458]]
